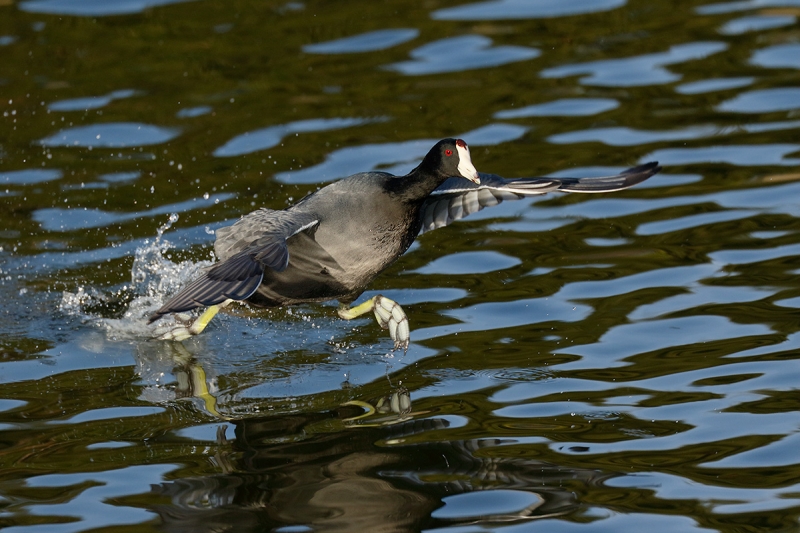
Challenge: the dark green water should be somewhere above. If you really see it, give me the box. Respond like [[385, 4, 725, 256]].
[[2, 0, 800, 531]]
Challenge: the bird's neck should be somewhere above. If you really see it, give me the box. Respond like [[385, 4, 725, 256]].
[[386, 168, 448, 203]]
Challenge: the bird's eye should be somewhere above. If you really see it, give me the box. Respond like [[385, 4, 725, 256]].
[[445, 149, 453, 156]]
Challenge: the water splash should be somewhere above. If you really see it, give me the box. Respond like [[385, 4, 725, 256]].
[[59, 213, 213, 339]]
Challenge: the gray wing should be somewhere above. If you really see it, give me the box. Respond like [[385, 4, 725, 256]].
[[420, 161, 660, 233], [148, 209, 319, 322]]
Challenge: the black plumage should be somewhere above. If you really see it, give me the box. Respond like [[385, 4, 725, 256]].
[[149, 138, 660, 349], [149, 138, 481, 323]]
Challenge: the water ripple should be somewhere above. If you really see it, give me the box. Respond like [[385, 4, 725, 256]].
[[33, 193, 234, 231], [675, 76, 753, 94], [558, 264, 720, 301], [303, 28, 419, 54], [5, 0, 800, 530], [276, 138, 434, 184], [415, 297, 592, 341], [48, 89, 139, 112], [549, 124, 718, 146], [637, 209, 758, 236], [562, 315, 772, 361], [176, 105, 212, 118], [213, 117, 384, 157], [550, 120, 800, 146], [432, 0, 625, 20], [701, 431, 800, 468], [411, 251, 521, 275], [541, 42, 728, 86], [460, 123, 529, 145], [608, 473, 800, 515], [628, 285, 775, 321], [432, 490, 543, 520], [38, 122, 180, 148], [696, 0, 800, 15], [641, 143, 800, 166], [52, 406, 165, 424], [719, 14, 796, 34], [19, 0, 195, 16], [1, 168, 62, 185], [709, 241, 800, 266], [750, 43, 800, 70], [275, 124, 528, 183], [384, 35, 540, 76], [15, 464, 178, 531], [494, 97, 619, 118]]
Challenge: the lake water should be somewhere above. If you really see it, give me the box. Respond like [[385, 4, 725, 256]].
[[2, 0, 800, 531]]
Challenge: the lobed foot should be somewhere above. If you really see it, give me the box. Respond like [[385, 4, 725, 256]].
[[373, 295, 410, 352], [152, 312, 195, 341], [151, 301, 231, 341], [338, 295, 410, 352]]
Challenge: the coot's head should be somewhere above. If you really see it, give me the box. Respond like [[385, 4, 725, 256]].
[[423, 138, 480, 183]]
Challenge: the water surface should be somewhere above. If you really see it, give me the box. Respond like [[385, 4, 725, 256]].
[[2, 1, 800, 532]]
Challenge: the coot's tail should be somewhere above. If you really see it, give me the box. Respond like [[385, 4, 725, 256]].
[[147, 251, 265, 323]]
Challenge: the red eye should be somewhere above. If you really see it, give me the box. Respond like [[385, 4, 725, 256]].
[[445, 149, 453, 156]]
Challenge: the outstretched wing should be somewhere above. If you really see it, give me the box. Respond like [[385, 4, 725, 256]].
[[419, 161, 660, 233], [148, 210, 319, 323]]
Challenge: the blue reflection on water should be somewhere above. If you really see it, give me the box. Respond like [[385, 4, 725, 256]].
[[636, 209, 759, 237], [541, 42, 727, 86], [33, 193, 234, 231], [675, 77, 753, 94], [563, 315, 771, 360], [629, 283, 775, 321], [213, 117, 384, 157], [749, 43, 800, 70], [19, 0, 196, 16], [550, 125, 719, 146], [642, 144, 800, 166], [411, 251, 521, 275], [432, 489, 542, 519], [176, 105, 212, 118], [4, 464, 177, 533], [303, 28, 419, 54], [717, 87, 800, 113], [38, 122, 180, 148], [48, 89, 139, 112], [385, 35, 539, 75], [461, 123, 529, 146], [718, 14, 796, 34], [696, 0, 800, 15], [549, 120, 800, 146], [275, 123, 528, 184], [432, 0, 625, 20], [1, 169, 62, 185], [495, 98, 619, 118]]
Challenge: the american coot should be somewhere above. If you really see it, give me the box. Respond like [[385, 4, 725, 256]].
[[149, 138, 660, 351]]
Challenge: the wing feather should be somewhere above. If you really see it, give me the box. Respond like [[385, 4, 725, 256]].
[[149, 211, 319, 323], [420, 162, 660, 233]]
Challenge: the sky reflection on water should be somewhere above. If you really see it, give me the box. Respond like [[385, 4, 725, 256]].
[[2, 0, 800, 531]]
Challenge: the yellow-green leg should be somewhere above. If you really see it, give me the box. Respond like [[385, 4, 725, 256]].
[[164, 343, 227, 419], [338, 295, 410, 352], [154, 299, 233, 341], [188, 363, 228, 420]]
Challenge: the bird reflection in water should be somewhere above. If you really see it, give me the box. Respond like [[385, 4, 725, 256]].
[[143, 386, 605, 532], [134, 345, 603, 531], [136, 341, 227, 419]]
